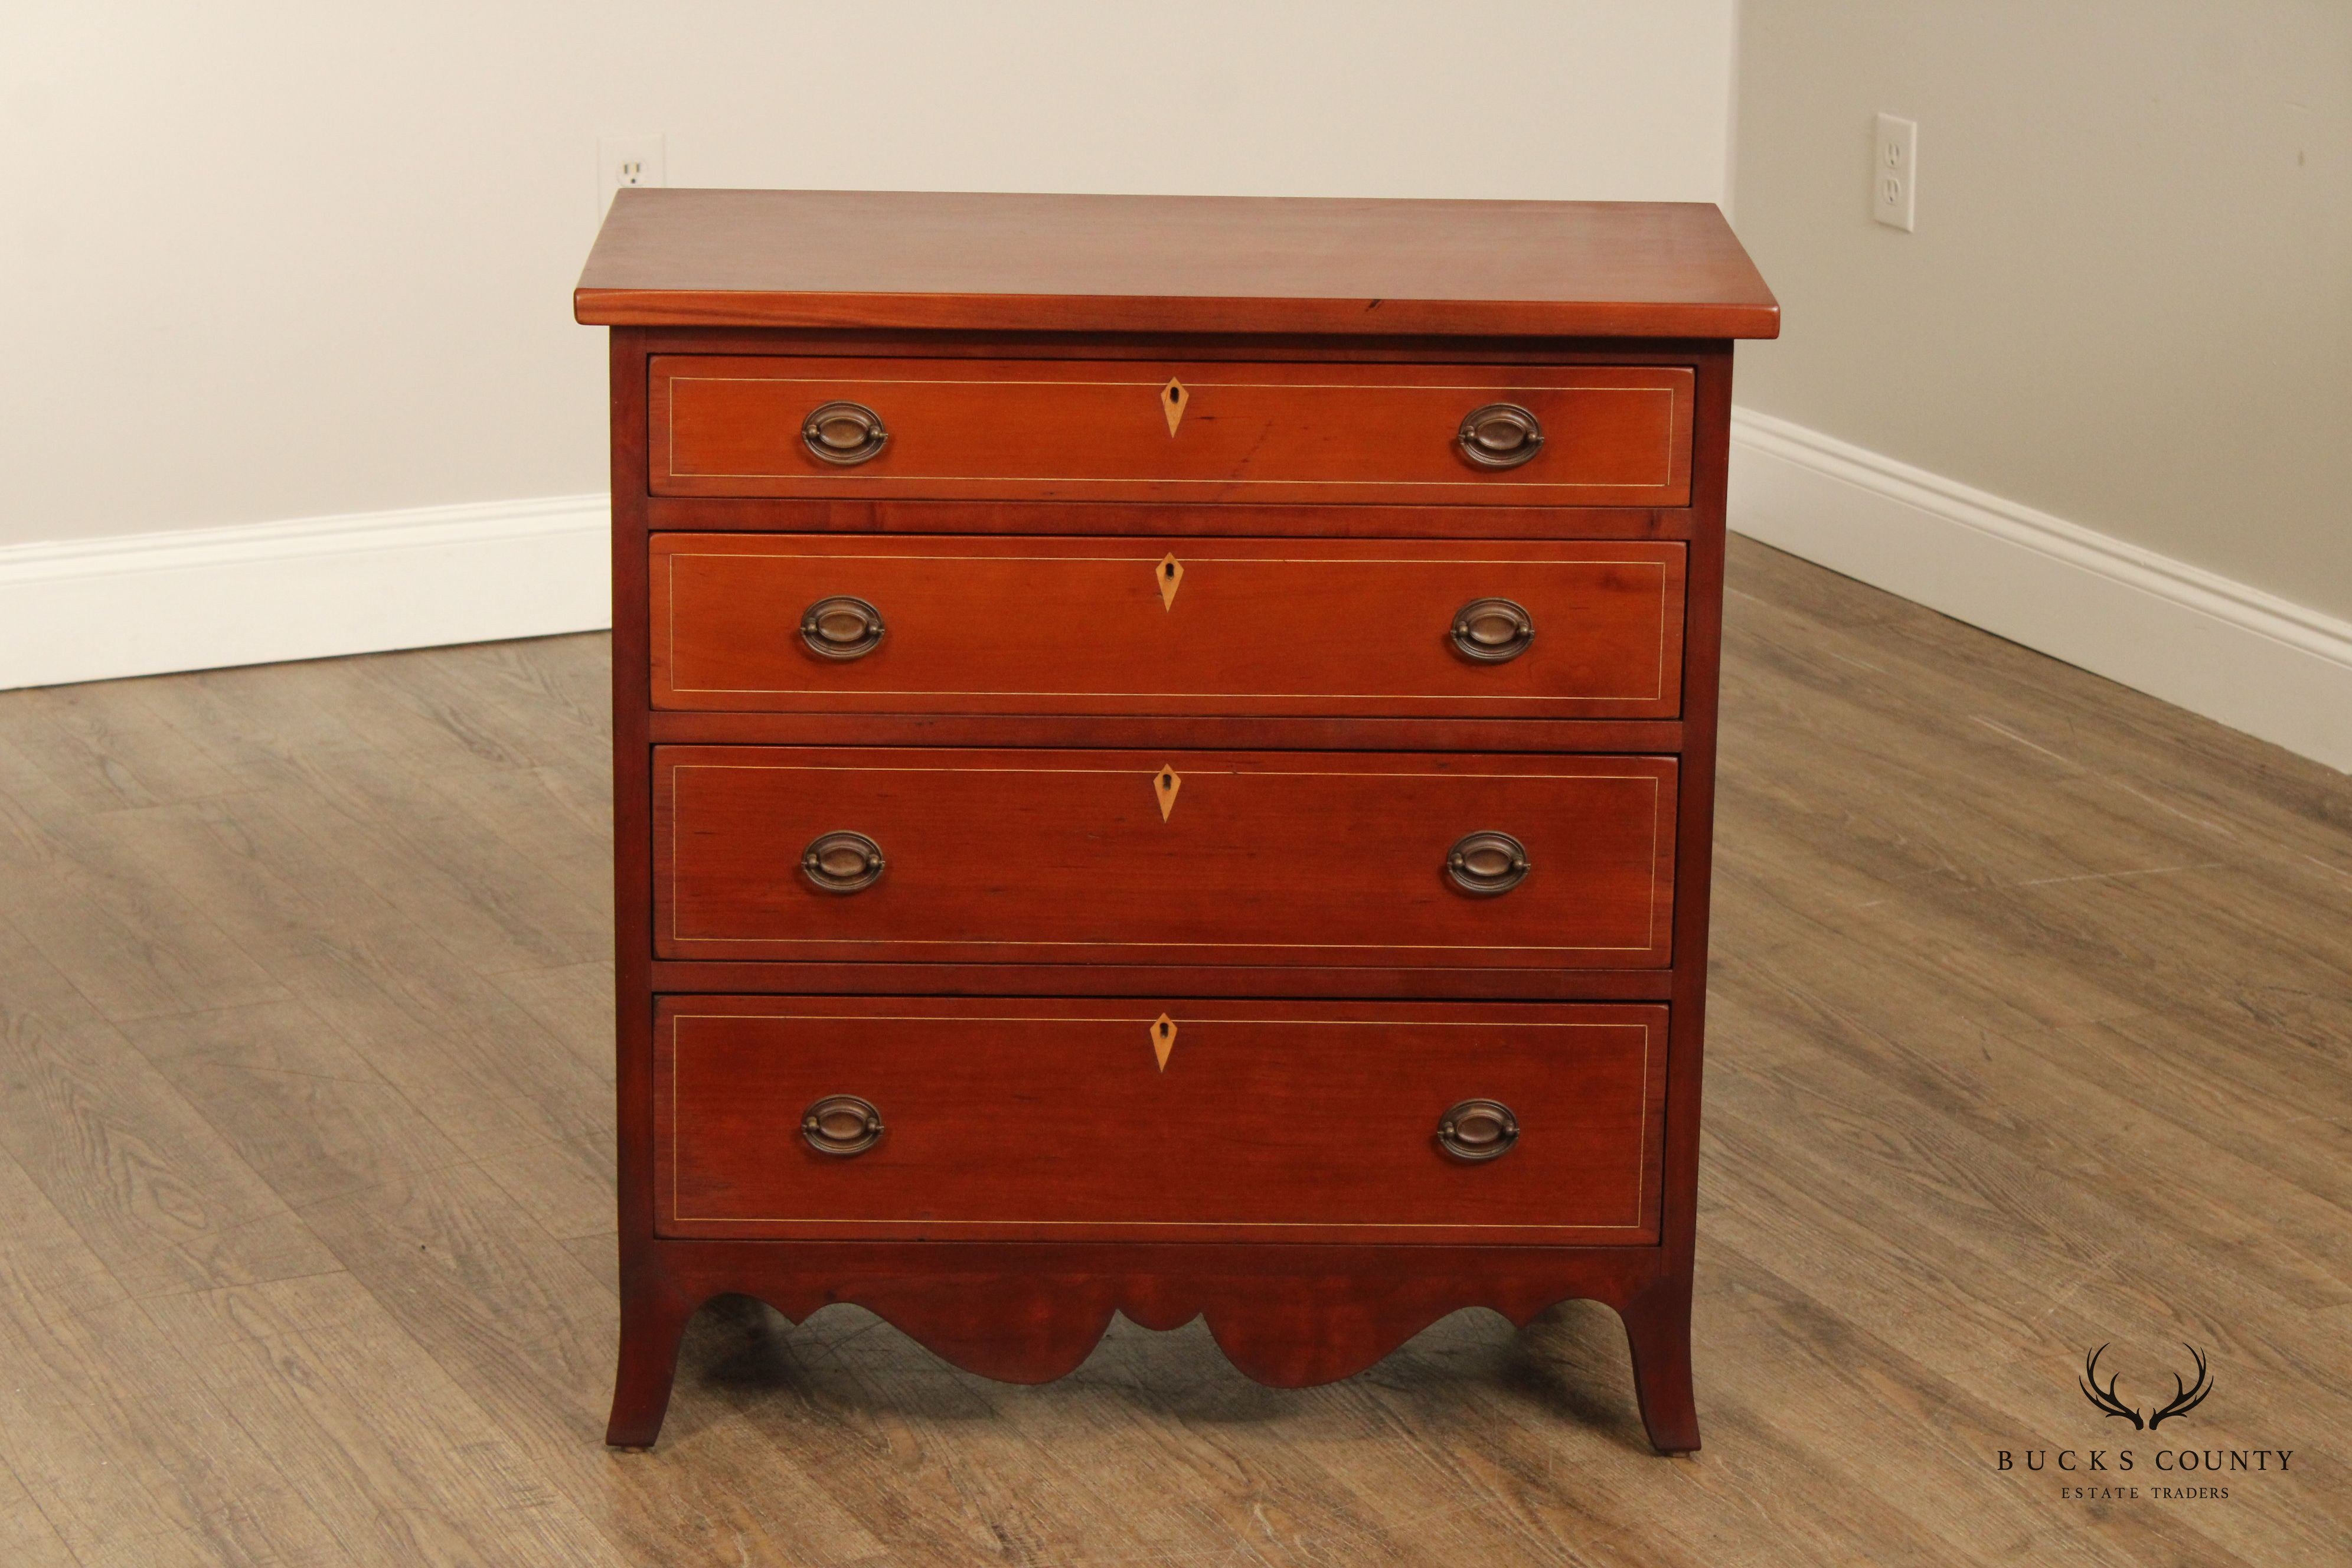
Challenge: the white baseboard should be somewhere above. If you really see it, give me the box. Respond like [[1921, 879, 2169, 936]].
[[0, 495, 611, 692], [1729, 409, 2352, 773]]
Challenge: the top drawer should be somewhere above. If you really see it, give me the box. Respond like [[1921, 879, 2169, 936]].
[[649, 357, 1694, 506]]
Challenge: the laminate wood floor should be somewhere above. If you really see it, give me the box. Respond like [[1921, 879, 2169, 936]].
[[0, 537, 2343, 1566]]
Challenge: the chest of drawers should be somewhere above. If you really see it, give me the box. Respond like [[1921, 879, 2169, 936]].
[[576, 190, 1776, 1452]]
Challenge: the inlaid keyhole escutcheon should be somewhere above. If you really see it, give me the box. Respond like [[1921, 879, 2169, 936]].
[[1161, 378, 1189, 435]]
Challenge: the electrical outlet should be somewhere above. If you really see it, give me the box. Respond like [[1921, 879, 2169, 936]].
[[1873, 113, 1917, 231], [598, 135, 667, 213]]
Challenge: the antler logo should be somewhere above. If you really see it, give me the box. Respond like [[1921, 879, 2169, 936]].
[[2079, 1343, 2213, 1430]]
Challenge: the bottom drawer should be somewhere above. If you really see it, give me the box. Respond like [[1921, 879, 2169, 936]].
[[654, 997, 1668, 1244]]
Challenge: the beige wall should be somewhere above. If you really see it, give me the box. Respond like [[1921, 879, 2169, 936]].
[[0, 1, 1736, 549], [1733, 1, 2352, 619]]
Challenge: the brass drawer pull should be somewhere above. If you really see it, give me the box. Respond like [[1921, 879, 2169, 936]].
[[802, 400, 888, 465], [1438, 1099, 1520, 1162], [1451, 597, 1534, 662], [1456, 403, 1544, 469], [1446, 831, 1530, 896], [802, 1095, 884, 1156], [800, 595, 886, 659], [801, 831, 886, 893]]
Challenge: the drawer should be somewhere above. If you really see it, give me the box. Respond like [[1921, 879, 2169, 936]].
[[653, 747, 1675, 968], [654, 998, 1669, 1243], [651, 534, 1687, 718], [649, 357, 1693, 506]]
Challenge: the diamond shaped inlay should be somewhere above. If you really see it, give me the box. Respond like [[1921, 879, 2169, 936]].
[[1160, 377, 1188, 435]]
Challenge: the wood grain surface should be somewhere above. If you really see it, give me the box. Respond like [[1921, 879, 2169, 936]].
[[576, 189, 1782, 338], [1, 537, 2344, 1563], [651, 534, 1687, 718], [641, 493, 1701, 541], [641, 709, 1687, 755], [651, 746, 1677, 968], [651, 357, 1694, 505], [654, 998, 1667, 1244]]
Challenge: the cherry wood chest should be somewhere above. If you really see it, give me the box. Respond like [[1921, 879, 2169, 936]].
[[576, 189, 1776, 1451]]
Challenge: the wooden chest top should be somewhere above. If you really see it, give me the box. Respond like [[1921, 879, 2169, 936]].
[[574, 188, 1781, 339]]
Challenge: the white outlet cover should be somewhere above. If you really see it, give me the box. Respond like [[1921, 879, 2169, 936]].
[[597, 135, 667, 214], [1873, 113, 1916, 231]]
